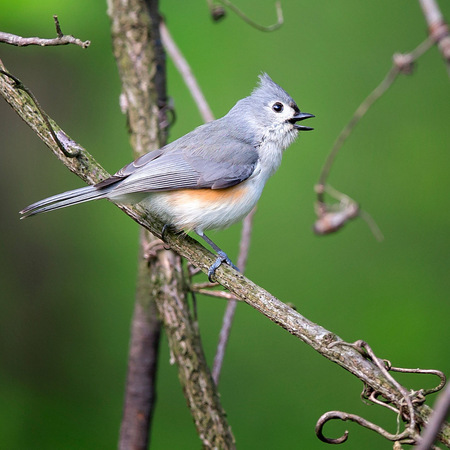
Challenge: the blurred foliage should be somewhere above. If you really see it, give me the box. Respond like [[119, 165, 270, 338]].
[[0, 0, 449, 448]]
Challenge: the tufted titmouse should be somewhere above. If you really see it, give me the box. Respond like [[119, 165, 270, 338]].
[[21, 74, 314, 279]]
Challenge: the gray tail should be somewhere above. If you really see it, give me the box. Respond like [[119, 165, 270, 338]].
[[20, 184, 112, 219]]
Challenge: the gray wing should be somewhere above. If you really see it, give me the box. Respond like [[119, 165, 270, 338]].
[[97, 119, 259, 196]]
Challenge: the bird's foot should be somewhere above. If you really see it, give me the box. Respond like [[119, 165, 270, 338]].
[[207, 251, 239, 282]]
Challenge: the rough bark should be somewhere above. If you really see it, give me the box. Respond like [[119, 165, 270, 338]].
[[106, 0, 235, 447]]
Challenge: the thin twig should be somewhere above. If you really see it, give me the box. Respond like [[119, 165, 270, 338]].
[[416, 381, 450, 450], [317, 36, 434, 199], [357, 342, 416, 434], [217, 0, 283, 32], [368, 391, 400, 414], [0, 69, 80, 158], [212, 207, 256, 385], [236, 207, 257, 273], [0, 15, 90, 48], [192, 288, 240, 301], [192, 281, 220, 290], [159, 20, 214, 123], [316, 66, 398, 202], [316, 410, 416, 445], [315, 37, 434, 235], [320, 341, 428, 445], [389, 366, 446, 396], [418, 0, 450, 76]]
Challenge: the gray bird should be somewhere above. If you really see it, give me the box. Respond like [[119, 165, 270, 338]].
[[21, 73, 314, 279]]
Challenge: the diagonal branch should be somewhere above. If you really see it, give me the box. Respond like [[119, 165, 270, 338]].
[[1, 59, 448, 448], [107, 0, 166, 447], [0, 57, 235, 448], [107, 0, 234, 448], [160, 20, 214, 123], [417, 381, 450, 449], [418, 0, 450, 75], [0, 15, 90, 48]]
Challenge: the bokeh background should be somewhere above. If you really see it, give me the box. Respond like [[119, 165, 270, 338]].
[[1, 1, 449, 448]]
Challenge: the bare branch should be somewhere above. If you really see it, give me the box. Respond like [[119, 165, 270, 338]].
[[191, 287, 240, 301], [388, 366, 446, 396], [316, 410, 416, 445], [107, 0, 235, 447], [1, 57, 235, 447], [315, 37, 434, 235], [2, 57, 449, 448], [317, 341, 449, 446], [0, 15, 90, 49], [217, 0, 283, 32], [160, 20, 214, 123], [0, 69, 80, 158], [120, 231, 161, 450], [107, 1, 168, 446], [416, 381, 450, 450], [418, 0, 450, 75]]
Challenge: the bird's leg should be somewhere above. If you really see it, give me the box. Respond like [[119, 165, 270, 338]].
[[161, 223, 186, 241], [195, 231, 239, 282], [160, 224, 186, 251], [161, 224, 172, 242]]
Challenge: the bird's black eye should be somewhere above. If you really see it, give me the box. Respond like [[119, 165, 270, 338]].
[[272, 102, 284, 113]]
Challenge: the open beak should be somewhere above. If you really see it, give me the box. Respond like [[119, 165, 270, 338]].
[[290, 112, 315, 131]]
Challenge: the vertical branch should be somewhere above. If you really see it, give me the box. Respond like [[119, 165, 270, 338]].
[[108, 1, 235, 447], [120, 235, 162, 450], [107, 1, 167, 448], [156, 251, 236, 448]]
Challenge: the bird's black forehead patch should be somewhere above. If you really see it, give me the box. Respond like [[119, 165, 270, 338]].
[[290, 102, 300, 113]]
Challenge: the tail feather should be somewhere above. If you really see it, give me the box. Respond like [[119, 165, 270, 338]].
[[20, 185, 111, 218]]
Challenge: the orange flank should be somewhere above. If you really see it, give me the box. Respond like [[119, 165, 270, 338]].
[[167, 184, 248, 207], [154, 181, 256, 231]]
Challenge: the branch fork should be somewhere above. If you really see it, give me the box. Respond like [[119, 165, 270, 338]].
[[317, 340, 447, 446], [0, 15, 90, 48]]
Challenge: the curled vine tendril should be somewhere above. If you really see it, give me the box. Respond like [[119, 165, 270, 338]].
[[319, 340, 447, 446]]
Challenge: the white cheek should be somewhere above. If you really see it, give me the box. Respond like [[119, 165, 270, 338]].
[[265, 122, 298, 149], [281, 127, 299, 148]]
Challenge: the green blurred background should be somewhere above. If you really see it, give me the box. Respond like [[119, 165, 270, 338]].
[[1, 0, 449, 448]]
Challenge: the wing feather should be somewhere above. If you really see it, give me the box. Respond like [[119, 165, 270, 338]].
[[99, 119, 259, 197]]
